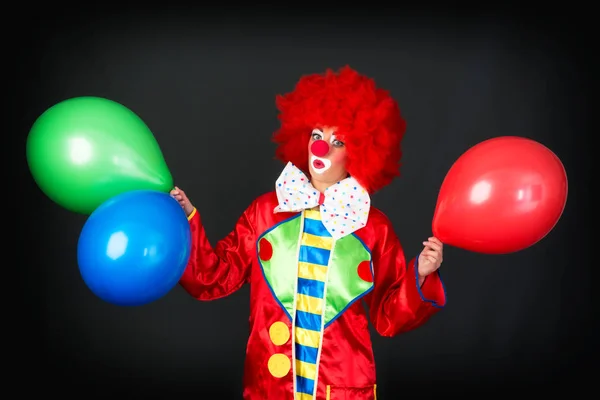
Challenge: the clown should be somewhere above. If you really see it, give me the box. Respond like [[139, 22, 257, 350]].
[[170, 66, 447, 400]]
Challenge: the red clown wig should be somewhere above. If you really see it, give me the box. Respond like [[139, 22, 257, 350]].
[[272, 65, 407, 194]]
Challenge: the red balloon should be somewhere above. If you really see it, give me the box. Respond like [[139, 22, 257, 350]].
[[432, 136, 568, 254]]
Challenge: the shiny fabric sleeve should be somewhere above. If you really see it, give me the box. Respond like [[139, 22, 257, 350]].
[[178, 201, 256, 301], [364, 227, 447, 337]]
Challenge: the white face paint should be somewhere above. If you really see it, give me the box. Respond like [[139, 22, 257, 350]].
[[309, 128, 331, 174], [307, 126, 347, 185], [310, 155, 332, 174]]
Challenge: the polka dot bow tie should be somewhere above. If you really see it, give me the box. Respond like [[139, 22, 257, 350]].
[[273, 162, 371, 240]]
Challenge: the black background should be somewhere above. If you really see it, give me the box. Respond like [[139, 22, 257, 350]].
[[13, 5, 593, 398]]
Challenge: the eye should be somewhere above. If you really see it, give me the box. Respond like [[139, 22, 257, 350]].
[[332, 139, 344, 147], [311, 132, 323, 141]]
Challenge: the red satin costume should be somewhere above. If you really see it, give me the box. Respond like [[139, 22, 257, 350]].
[[179, 192, 446, 399]]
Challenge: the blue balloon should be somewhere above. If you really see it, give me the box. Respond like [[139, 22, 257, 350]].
[[77, 189, 191, 306]]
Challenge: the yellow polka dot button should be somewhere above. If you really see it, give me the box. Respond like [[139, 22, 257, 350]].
[[269, 321, 290, 345], [268, 353, 291, 378]]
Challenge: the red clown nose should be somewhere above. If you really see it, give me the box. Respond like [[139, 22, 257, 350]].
[[311, 140, 329, 157]]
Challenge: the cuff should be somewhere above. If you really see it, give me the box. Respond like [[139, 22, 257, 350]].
[[414, 256, 447, 308], [187, 207, 197, 221]]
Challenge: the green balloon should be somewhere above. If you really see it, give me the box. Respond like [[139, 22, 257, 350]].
[[26, 96, 174, 214]]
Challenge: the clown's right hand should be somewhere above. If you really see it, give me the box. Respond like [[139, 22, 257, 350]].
[[170, 186, 195, 217]]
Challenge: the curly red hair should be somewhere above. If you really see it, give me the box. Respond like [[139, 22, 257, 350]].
[[272, 65, 407, 194]]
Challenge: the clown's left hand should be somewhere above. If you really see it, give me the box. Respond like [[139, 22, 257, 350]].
[[418, 236, 444, 280]]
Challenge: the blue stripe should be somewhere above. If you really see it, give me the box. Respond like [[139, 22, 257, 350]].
[[296, 376, 315, 395], [295, 343, 318, 364], [295, 310, 322, 331], [303, 218, 331, 237], [299, 245, 330, 266], [297, 278, 325, 298]]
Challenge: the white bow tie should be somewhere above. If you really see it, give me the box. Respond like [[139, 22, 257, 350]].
[[273, 162, 371, 240]]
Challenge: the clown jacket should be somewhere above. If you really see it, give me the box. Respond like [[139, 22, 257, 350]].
[[179, 165, 446, 400]]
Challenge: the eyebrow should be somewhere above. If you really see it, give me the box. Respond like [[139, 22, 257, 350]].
[[330, 134, 343, 143]]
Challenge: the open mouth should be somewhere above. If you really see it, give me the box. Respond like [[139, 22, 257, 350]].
[[313, 159, 325, 169]]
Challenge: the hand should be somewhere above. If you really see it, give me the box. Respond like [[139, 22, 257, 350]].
[[170, 186, 195, 217], [418, 236, 444, 279]]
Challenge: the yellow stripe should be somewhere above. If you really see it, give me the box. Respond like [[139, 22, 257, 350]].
[[295, 359, 317, 380], [326, 386, 331, 400], [187, 207, 197, 221], [304, 209, 321, 220], [296, 294, 323, 315], [301, 233, 333, 250], [298, 262, 327, 282], [295, 327, 321, 348], [296, 393, 313, 400]]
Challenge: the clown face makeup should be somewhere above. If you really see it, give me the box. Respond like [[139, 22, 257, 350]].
[[307, 127, 348, 191]]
